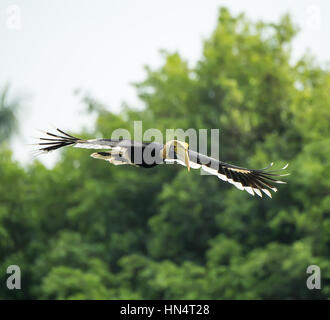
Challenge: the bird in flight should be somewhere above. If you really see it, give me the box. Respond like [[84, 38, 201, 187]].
[[33, 128, 289, 198]]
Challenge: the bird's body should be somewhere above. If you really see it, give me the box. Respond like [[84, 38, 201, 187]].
[[34, 128, 289, 198], [91, 140, 165, 168]]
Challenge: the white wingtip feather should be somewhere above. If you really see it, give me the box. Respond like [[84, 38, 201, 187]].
[[262, 189, 272, 198], [245, 186, 255, 196], [217, 173, 228, 181], [253, 188, 262, 197], [235, 182, 245, 190], [274, 180, 287, 184]]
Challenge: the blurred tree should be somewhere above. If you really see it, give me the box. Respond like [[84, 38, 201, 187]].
[[0, 84, 20, 143]]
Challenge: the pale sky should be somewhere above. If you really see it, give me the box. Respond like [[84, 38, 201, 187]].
[[1, 0, 329, 167]]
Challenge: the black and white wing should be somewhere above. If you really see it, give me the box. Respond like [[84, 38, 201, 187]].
[[33, 128, 124, 153], [166, 150, 289, 198]]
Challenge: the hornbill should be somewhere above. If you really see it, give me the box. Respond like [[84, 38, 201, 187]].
[[33, 128, 289, 198]]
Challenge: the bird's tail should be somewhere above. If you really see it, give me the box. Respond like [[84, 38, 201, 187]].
[[32, 128, 82, 154]]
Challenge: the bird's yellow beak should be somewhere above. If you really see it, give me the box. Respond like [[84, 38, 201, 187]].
[[184, 143, 190, 172], [175, 141, 190, 172]]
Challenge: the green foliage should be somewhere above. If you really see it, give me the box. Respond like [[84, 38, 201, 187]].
[[1, 8, 329, 299]]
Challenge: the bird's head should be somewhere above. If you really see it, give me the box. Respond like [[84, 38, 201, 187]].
[[162, 140, 190, 171]]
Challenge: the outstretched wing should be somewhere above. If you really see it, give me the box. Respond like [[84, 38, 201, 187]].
[[32, 128, 123, 154], [166, 150, 289, 198]]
